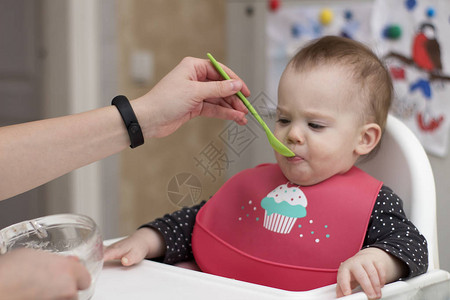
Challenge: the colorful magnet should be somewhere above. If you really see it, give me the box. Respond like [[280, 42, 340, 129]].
[[291, 24, 302, 38], [405, 0, 417, 11], [382, 24, 402, 40], [319, 8, 333, 26], [344, 10, 353, 21], [269, 0, 280, 12], [426, 6, 436, 18]]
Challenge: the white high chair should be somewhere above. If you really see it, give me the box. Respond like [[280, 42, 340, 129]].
[[95, 115, 450, 300], [358, 114, 439, 270]]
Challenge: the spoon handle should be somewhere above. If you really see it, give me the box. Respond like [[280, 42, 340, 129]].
[[235, 91, 271, 132], [207, 53, 270, 131]]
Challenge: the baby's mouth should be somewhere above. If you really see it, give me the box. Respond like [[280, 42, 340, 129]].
[[287, 155, 304, 162]]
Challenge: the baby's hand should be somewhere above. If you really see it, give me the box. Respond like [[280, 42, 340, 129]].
[[103, 227, 165, 266], [336, 247, 403, 299]]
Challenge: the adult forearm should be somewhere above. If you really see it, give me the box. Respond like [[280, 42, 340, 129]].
[[0, 105, 129, 200], [0, 56, 249, 201]]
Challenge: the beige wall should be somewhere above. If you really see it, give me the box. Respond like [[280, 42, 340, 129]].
[[116, 0, 228, 235]]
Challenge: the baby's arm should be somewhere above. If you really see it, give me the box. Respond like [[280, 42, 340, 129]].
[[104, 227, 166, 266], [336, 186, 427, 299], [336, 247, 407, 299], [105, 201, 206, 266]]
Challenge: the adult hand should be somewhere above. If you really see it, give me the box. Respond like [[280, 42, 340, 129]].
[[0, 248, 91, 300], [132, 56, 250, 138]]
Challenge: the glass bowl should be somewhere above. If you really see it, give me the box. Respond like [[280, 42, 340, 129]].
[[0, 214, 103, 299]]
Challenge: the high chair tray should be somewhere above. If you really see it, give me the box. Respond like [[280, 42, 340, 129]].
[[93, 257, 450, 299]]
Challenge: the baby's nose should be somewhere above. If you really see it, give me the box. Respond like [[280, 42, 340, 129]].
[[287, 127, 304, 145]]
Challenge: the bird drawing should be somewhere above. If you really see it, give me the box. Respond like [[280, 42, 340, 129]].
[[412, 23, 442, 73]]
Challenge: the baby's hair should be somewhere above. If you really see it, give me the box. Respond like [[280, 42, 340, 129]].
[[288, 36, 392, 132]]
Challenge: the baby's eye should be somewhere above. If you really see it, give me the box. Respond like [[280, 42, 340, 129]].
[[308, 122, 324, 130], [276, 118, 291, 125]]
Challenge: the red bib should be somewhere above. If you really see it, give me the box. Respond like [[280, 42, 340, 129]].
[[192, 164, 382, 291]]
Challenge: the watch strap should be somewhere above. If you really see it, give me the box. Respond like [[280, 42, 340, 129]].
[[112, 95, 144, 148]]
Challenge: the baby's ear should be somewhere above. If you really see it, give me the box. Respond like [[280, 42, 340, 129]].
[[355, 123, 382, 155]]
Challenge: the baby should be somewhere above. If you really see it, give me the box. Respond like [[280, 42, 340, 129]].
[[104, 36, 428, 299]]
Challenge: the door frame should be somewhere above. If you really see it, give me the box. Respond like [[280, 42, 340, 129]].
[[41, 0, 119, 238]]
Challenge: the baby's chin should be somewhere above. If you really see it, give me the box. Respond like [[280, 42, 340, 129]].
[[275, 155, 328, 185], [284, 168, 352, 186], [284, 174, 323, 187]]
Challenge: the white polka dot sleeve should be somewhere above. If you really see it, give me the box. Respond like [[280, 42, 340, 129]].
[[140, 201, 206, 264], [363, 185, 428, 279]]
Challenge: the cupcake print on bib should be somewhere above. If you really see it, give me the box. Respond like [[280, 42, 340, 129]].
[[260, 182, 307, 234]]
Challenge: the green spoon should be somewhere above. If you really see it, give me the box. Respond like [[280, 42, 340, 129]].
[[207, 53, 295, 157]]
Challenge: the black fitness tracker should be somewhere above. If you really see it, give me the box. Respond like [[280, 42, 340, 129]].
[[112, 95, 144, 148]]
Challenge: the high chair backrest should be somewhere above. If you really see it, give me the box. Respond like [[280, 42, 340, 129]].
[[357, 114, 438, 270]]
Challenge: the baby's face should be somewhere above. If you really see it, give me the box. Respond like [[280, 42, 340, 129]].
[[274, 64, 365, 186]]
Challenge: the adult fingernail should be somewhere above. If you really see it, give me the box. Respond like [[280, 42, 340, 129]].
[[229, 80, 242, 92], [121, 257, 129, 265]]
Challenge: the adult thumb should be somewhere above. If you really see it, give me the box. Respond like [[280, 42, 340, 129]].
[[198, 79, 243, 99], [73, 260, 91, 290]]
